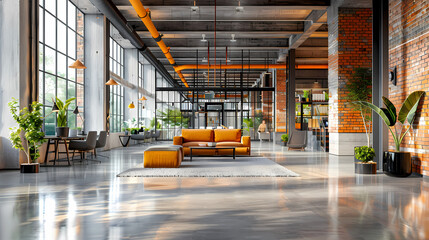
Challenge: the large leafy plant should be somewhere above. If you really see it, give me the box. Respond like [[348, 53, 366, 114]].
[[243, 118, 253, 133], [54, 97, 76, 127], [356, 91, 425, 151], [8, 98, 46, 164], [281, 134, 289, 142], [346, 68, 372, 147]]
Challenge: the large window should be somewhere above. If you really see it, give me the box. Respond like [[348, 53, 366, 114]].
[[109, 37, 124, 133], [138, 59, 156, 127], [39, 0, 85, 135]]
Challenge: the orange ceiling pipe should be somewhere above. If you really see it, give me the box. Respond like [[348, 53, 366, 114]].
[[175, 64, 328, 71], [129, 0, 189, 87]]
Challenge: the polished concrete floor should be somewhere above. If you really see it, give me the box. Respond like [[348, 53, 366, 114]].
[[0, 141, 428, 240]]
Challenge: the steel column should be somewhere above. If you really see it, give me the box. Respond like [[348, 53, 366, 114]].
[[372, 0, 389, 168], [287, 49, 296, 134]]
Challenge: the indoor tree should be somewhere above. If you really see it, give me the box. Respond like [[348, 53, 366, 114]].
[[346, 67, 372, 147], [8, 98, 46, 164]]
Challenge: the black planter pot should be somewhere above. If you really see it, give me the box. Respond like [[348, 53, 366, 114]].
[[383, 151, 412, 177], [282, 141, 287, 146], [20, 163, 40, 173], [56, 127, 69, 137], [355, 162, 377, 174]]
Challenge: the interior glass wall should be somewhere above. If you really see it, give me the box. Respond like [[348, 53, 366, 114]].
[[155, 90, 273, 140], [38, 0, 84, 135], [109, 37, 125, 133]]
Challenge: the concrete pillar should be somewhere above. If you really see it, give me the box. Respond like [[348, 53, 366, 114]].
[[84, 15, 108, 132], [0, 0, 38, 168], [327, 6, 373, 155]]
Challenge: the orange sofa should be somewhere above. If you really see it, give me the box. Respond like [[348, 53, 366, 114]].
[[173, 129, 251, 156]]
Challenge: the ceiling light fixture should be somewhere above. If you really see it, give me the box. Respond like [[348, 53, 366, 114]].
[[314, 80, 319, 84], [191, 1, 199, 12], [105, 78, 119, 85], [128, 102, 135, 109], [235, 1, 244, 13], [230, 34, 237, 42], [201, 34, 207, 42], [202, 57, 208, 63], [69, 59, 87, 69]]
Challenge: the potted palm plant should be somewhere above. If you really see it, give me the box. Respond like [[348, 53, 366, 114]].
[[53, 97, 76, 137], [346, 68, 375, 174], [8, 98, 46, 173], [357, 91, 425, 177]]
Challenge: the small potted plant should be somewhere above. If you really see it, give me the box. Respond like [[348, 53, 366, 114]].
[[53, 97, 76, 137], [346, 68, 374, 173], [357, 91, 425, 177], [8, 98, 46, 173], [281, 134, 288, 146], [354, 146, 376, 174], [303, 90, 310, 102]]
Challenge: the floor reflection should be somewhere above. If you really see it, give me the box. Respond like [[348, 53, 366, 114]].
[[0, 142, 427, 239]]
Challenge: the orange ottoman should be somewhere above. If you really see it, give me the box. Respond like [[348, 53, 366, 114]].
[[144, 145, 183, 168]]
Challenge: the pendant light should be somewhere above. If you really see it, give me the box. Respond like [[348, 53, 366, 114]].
[[139, 96, 147, 101], [105, 78, 119, 85], [128, 102, 135, 109], [69, 59, 87, 69]]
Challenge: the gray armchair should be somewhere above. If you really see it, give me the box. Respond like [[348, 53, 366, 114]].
[[287, 130, 307, 151], [69, 131, 98, 163], [94, 131, 108, 159]]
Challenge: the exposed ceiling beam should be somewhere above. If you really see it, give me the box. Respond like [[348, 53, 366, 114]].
[[131, 21, 304, 32], [289, 10, 326, 49], [112, 0, 329, 7]]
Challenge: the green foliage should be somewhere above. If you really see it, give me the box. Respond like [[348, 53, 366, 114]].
[[346, 68, 372, 146], [281, 134, 288, 142], [54, 97, 76, 127], [354, 146, 375, 163], [324, 91, 329, 101], [243, 118, 253, 133], [130, 128, 140, 134], [8, 98, 46, 164], [356, 91, 425, 151], [302, 90, 310, 99], [157, 109, 189, 128], [150, 118, 162, 129]]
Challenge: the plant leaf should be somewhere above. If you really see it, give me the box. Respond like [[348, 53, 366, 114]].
[[355, 101, 393, 126], [398, 91, 425, 124], [382, 96, 397, 123]]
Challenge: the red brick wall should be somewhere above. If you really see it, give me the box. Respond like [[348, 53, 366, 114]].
[[328, 8, 372, 133], [276, 70, 287, 132], [389, 0, 429, 176]]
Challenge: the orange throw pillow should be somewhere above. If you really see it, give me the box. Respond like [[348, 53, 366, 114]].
[[214, 129, 241, 142]]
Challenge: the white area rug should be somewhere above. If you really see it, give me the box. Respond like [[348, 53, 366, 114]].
[[117, 157, 299, 177]]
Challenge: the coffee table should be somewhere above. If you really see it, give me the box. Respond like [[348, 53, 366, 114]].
[[188, 146, 236, 161]]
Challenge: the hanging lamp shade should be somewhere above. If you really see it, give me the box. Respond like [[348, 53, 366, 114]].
[[128, 102, 135, 109], [73, 106, 79, 114], [52, 102, 59, 112], [105, 78, 119, 85], [69, 59, 87, 69], [139, 96, 147, 101]]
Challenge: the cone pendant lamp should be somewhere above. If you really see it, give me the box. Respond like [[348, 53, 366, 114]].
[[139, 96, 147, 101], [105, 78, 119, 85], [128, 102, 135, 109], [69, 59, 87, 69]]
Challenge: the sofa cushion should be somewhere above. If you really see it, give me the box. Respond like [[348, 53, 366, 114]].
[[214, 129, 241, 142], [182, 142, 210, 147], [216, 142, 244, 147], [182, 129, 214, 142]]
